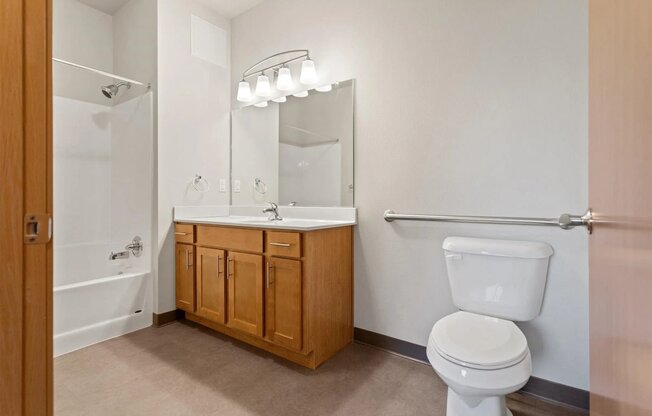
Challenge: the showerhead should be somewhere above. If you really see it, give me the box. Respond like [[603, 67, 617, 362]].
[[101, 82, 131, 99]]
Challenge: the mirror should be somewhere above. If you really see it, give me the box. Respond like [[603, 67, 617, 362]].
[[231, 79, 354, 207]]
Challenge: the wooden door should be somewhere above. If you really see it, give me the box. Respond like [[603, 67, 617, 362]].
[[175, 243, 195, 312], [227, 252, 263, 336], [589, 1, 652, 415], [1, 0, 52, 414], [196, 247, 226, 324], [265, 257, 302, 351]]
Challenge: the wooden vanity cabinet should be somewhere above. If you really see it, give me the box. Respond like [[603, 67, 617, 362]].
[[227, 251, 264, 337], [265, 257, 303, 351], [175, 243, 195, 313], [195, 247, 226, 324], [175, 223, 353, 369]]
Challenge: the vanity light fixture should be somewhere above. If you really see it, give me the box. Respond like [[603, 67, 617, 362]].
[[315, 84, 333, 92], [272, 96, 287, 103], [254, 101, 269, 107], [255, 73, 271, 97], [236, 80, 252, 102], [299, 59, 318, 84], [293, 91, 309, 98], [236, 49, 320, 103], [276, 66, 293, 91]]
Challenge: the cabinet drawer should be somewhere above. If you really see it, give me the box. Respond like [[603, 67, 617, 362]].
[[175, 223, 194, 244], [197, 225, 263, 253], [266, 231, 301, 258]]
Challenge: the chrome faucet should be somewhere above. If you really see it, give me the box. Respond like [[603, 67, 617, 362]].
[[109, 251, 129, 260], [125, 236, 144, 257], [262, 202, 282, 221]]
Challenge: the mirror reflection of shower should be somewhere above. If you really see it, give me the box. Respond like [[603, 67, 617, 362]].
[[101, 82, 131, 99]]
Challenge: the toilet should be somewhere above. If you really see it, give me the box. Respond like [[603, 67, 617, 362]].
[[427, 237, 553, 416]]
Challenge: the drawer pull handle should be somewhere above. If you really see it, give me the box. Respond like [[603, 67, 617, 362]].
[[217, 256, 223, 275], [270, 242, 291, 247], [175, 232, 189, 236]]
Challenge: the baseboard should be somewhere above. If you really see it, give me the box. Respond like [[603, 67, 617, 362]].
[[353, 327, 589, 412], [152, 309, 183, 327]]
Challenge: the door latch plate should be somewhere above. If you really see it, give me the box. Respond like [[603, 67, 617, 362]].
[[24, 213, 52, 244]]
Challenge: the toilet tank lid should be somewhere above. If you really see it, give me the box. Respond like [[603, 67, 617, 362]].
[[442, 237, 553, 259]]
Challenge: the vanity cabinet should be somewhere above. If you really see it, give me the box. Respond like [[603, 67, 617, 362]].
[[265, 257, 302, 351], [175, 243, 195, 313], [227, 251, 264, 337], [174, 223, 353, 369], [195, 247, 226, 324]]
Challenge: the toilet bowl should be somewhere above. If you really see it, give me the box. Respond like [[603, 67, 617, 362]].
[[431, 237, 553, 416], [427, 311, 532, 416]]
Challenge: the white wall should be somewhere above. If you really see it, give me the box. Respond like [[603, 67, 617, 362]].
[[156, 0, 231, 312], [232, 0, 589, 389], [53, 0, 114, 105]]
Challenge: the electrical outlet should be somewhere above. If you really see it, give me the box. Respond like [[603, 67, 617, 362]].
[[233, 180, 241, 193], [219, 179, 226, 193]]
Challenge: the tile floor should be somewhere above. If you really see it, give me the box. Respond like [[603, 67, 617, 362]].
[[55, 321, 587, 416]]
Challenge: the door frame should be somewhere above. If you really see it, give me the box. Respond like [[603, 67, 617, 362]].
[[0, 0, 53, 414]]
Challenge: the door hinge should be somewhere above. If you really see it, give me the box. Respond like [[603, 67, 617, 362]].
[[24, 213, 52, 244]]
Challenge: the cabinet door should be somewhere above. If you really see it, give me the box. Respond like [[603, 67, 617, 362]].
[[265, 257, 302, 351], [227, 252, 263, 336], [175, 243, 195, 312], [196, 247, 226, 324]]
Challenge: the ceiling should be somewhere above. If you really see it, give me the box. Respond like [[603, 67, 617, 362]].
[[77, 0, 130, 14], [196, 0, 265, 19], [77, 0, 264, 17]]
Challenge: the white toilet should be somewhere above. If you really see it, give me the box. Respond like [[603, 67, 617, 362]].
[[427, 237, 553, 416]]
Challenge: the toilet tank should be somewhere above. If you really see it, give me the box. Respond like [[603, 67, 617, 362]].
[[442, 237, 553, 322]]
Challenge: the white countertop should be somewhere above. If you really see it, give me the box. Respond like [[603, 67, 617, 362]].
[[174, 205, 356, 231]]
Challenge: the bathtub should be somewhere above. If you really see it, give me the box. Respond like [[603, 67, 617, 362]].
[[54, 243, 152, 356]]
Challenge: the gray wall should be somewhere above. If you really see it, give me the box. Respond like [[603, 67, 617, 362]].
[[231, 0, 589, 389]]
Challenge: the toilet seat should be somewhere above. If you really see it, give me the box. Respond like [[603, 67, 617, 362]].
[[430, 311, 528, 370]]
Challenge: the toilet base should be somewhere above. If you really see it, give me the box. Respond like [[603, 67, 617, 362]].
[[446, 388, 512, 416]]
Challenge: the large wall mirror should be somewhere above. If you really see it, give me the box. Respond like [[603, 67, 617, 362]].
[[231, 79, 354, 207]]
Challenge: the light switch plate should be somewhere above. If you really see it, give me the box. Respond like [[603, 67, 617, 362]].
[[219, 179, 226, 193], [233, 180, 241, 193]]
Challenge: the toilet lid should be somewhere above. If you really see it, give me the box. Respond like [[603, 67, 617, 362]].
[[430, 311, 528, 370]]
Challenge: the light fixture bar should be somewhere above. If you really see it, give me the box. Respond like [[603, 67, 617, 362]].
[[241, 49, 310, 81]]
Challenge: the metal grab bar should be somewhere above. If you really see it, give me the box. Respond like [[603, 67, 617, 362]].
[[383, 209, 593, 234]]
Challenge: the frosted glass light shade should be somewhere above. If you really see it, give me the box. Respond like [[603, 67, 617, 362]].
[[272, 96, 287, 103], [276, 67, 293, 91], [255, 74, 271, 97], [299, 59, 318, 84], [254, 101, 268, 107], [316, 84, 332, 92], [237, 81, 252, 102], [293, 90, 309, 98]]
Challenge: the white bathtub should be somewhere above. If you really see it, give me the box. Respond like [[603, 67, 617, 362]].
[[54, 243, 152, 356]]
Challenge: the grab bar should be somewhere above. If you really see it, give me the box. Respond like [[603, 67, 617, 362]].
[[383, 209, 593, 234]]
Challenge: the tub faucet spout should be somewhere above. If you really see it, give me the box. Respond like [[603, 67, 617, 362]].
[[109, 251, 130, 260]]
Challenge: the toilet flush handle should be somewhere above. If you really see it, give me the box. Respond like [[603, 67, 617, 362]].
[[445, 253, 462, 261]]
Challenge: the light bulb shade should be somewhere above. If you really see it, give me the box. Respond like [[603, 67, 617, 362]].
[[315, 84, 332, 92], [276, 67, 293, 91], [299, 59, 318, 84], [237, 81, 252, 102], [272, 96, 287, 103], [255, 74, 271, 97], [293, 90, 309, 98], [254, 101, 268, 107]]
